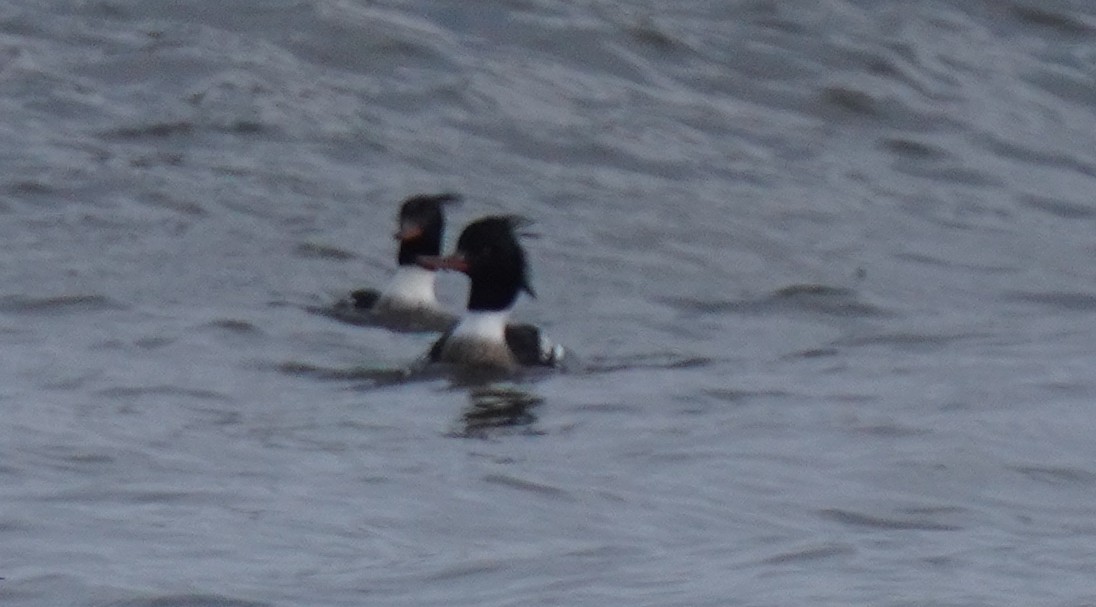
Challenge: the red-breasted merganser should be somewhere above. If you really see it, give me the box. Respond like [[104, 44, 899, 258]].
[[333, 193, 459, 331], [418, 215, 565, 371]]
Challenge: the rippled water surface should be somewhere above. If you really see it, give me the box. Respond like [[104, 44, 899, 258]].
[[4, 1, 1096, 605]]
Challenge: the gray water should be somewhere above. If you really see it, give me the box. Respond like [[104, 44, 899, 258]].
[[4, 1, 1096, 605]]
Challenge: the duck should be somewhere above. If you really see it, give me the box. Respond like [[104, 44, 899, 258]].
[[329, 193, 459, 331], [417, 215, 564, 371]]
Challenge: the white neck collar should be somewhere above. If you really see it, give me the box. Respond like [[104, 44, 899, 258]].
[[378, 266, 437, 307], [451, 310, 511, 343]]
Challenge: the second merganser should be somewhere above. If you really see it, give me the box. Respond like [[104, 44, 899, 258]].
[[332, 193, 459, 331], [418, 215, 564, 371]]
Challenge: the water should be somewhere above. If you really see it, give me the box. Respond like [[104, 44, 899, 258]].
[[3, 1, 1096, 605]]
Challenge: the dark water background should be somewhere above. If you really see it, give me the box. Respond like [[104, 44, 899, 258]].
[[4, 1, 1096, 605]]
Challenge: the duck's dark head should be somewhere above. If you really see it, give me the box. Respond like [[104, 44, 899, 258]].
[[394, 193, 460, 266], [419, 215, 536, 312]]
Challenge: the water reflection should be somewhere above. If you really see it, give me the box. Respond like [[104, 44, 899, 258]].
[[277, 360, 417, 385], [279, 358, 546, 438], [452, 385, 544, 439]]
